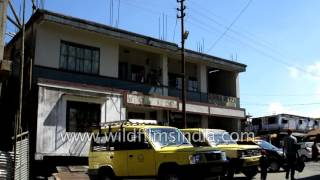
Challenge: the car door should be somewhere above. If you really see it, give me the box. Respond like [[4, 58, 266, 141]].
[[126, 132, 156, 176]]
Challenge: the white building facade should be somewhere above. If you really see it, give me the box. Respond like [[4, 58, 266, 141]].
[[252, 114, 320, 134], [3, 10, 247, 160]]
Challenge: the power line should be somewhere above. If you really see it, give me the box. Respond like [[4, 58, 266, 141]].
[[187, 13, 320, 78], [172, 17, 178, 42], [241, 102, 320, 107], [241, 93, 320, 97], [206, 0, 253, 53], [188, 1, 320, 78]]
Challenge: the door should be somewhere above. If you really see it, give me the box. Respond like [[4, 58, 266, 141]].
[[125, 132, 156, 176], [127, 149, 155, 176]]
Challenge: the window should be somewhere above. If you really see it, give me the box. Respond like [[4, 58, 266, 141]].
[[119, 62, 128, 80], [92, 134, 107, 152], [188, 77, 198, 92], [252, 118, 261, 125], [268, 117, 276, 124], [109, 131, 151, 150], [131, 65, 145, 83], [66, 101, 101, 132], [60, 41, 100, 74], [169, 73, 182, 89], [282, 118, 288, 124]]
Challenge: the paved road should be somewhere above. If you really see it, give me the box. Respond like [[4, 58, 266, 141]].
[[50, 161, 320, 180], [234, 161, 320, 180]]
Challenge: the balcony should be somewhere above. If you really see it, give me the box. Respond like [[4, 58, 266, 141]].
[[168, 88, 239, 108], [34, 66, 240, 109]]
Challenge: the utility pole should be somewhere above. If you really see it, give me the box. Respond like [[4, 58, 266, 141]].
[[177, 0, 188, 128], [14, 0, 25, 178], [0, 0, 8, 61]]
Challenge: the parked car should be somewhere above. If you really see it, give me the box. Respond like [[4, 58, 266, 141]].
[[88, 120, 229, 180], [255, 140, 285, 172], [181, 128, 261, 179], [298, 142, 320, 162]]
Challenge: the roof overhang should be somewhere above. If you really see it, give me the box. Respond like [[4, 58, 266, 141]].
[[6, 9, 246, 73]]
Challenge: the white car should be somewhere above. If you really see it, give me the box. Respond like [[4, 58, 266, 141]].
[[298, 142, 320, 161]]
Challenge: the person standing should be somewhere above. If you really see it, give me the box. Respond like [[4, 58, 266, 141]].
[[283, 129, 297, 180], [259, 150, 268, 180], [312, 139, 319, 162]]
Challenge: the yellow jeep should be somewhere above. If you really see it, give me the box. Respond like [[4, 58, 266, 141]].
[[181, 128, 261, 179], [88, 120, 228, 180]]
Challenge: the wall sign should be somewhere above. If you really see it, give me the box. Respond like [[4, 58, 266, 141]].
[[127, 94, 178, 109]]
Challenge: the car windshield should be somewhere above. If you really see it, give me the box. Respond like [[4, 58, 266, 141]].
[[257, 140, 279, 150], [206, 131, 237, 145], [146, 128, 191, 148]]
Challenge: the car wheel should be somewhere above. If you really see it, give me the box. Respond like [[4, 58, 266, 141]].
[[158, 167, 180, 180], [301, 155, 308, 162], [226, 168, 234, 179], [163, 173, 180, 180], [242, 166, 258, 179], [269, 161, 280, 172], [98, 169, 115, 180]]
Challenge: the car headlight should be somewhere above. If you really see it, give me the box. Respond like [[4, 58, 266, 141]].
[[189, 154, 201, 164], [277, 150, 284, 156], [221, 151, 227, 161]]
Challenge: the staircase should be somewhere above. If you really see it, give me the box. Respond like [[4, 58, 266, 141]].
[[0, 151, 14, 180]]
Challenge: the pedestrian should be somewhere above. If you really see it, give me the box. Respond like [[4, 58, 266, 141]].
[[312, 139, 319, 162], [259, 150, 268, 180], [283, 129, 298, 180]]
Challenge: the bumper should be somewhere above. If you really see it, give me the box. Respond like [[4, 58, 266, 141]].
[[180, 160, 229, 178], [230, 156, 260, 171], [242, 156, 260, 167]]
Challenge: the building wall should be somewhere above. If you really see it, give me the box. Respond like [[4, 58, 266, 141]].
[[35, 85, 125, 158], [35, 22, 119, 78], [252, 115, 318, 133]]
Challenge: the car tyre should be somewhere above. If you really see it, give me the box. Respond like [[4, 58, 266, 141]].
[[158, 167, 181, 180], [98, 169, 115, 180], [226, 168, 234, 179], [242, 166, 258, 179], [269, 161, 280, 172]]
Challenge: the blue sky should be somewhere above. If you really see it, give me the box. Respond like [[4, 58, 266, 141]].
[[6, 0, 320, 118]]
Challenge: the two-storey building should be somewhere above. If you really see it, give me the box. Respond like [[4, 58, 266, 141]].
[[251, 114, 320, 135], [1, 10, 246, 167]]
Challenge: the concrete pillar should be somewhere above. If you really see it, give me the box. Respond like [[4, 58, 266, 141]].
[[235, 73, 240, 98], [201, 115, 208, 128], [197, 63, 207, 93], [157, 110, 163, 123], [161, 55, 168, 95], [233, 119, 241, 132], [0, 0, 8, 60]]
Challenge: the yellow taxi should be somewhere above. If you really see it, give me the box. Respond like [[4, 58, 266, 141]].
[[88, 120, 228, 180], [181, 128, 261, 179]]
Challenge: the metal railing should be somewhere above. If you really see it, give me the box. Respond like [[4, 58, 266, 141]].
[[34, 66, 240, 108]]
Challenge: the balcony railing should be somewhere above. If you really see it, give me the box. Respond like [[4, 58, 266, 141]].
[[167, 88, 239, 108], [34, 66, 240, 108]]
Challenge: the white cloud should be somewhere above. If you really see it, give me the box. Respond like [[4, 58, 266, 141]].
[[306, 62, 320, 80], [288, 67, 299, 79], [288, 61, 320, 80]]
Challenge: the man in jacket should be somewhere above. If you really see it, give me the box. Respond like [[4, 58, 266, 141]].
[[283, 129, 297, 180]]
